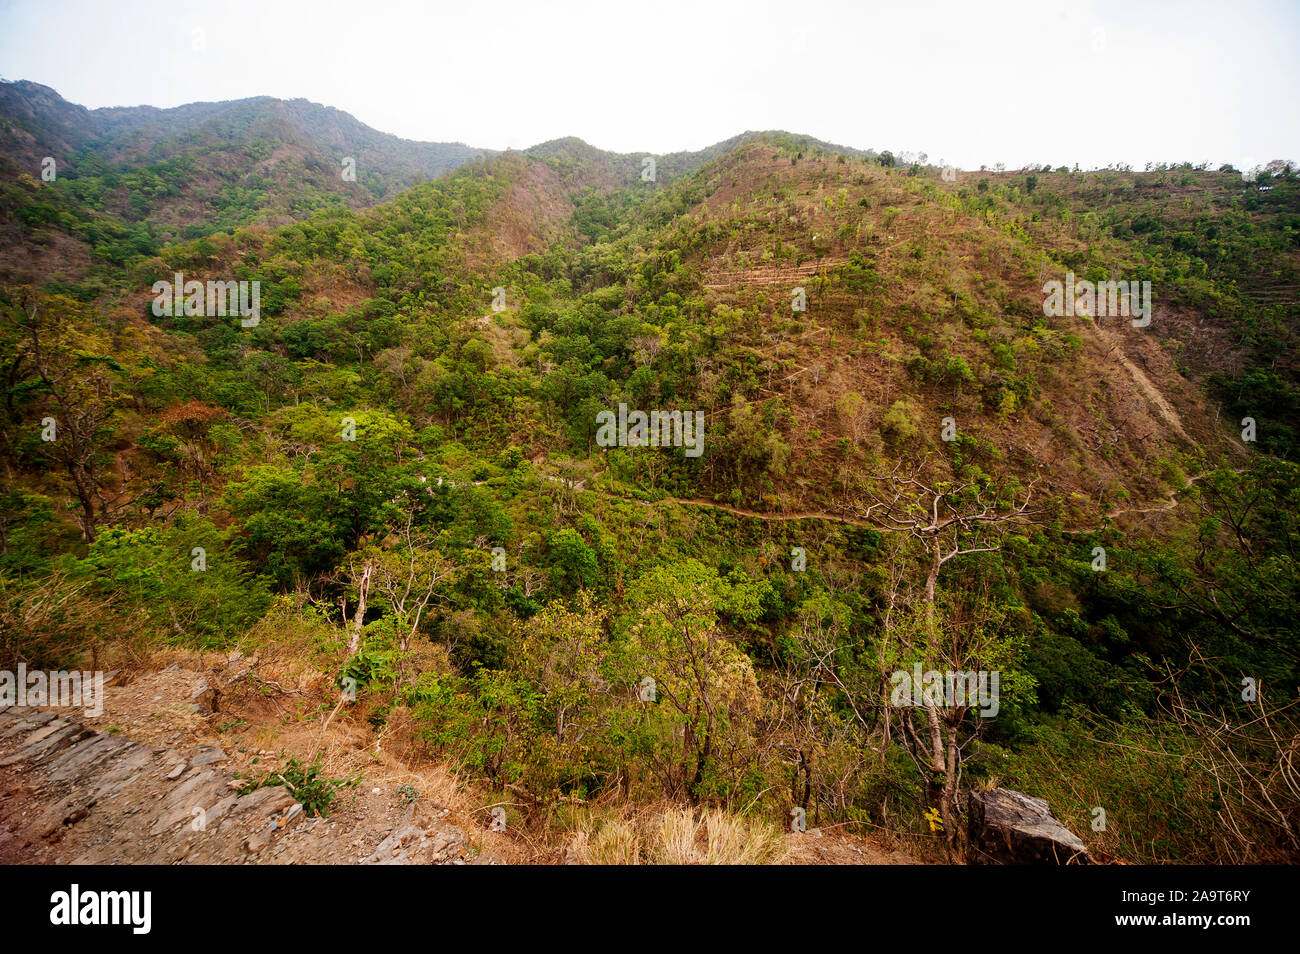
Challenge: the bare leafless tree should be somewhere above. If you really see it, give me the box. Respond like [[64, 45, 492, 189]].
[[850, 464, 1039, 855]]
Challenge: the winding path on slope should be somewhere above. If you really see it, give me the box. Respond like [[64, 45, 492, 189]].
[[578, 475, 1218, 537]]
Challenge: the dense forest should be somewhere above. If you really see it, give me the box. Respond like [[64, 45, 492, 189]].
[[2, 81, 1297, 864]]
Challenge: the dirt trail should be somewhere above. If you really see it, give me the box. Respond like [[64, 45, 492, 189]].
[[1097, 468, 1234, 521], [592, 483, 1206, 536], [1091, 320, 1193, 444], [670, 497, 875, 527], [703, 257, 849, 289]]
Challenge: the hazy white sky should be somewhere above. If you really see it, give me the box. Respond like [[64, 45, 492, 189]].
[[1, 0, 1296, 169]]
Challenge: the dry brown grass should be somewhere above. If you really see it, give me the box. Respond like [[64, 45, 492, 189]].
[[571, 817, 643, 865], [653, 807, 702, 864], [701, 808, 786, 864], [569, 804, 787, 865]]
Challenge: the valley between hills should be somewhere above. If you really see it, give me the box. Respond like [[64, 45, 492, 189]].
[[1, 80, 1297, 864]]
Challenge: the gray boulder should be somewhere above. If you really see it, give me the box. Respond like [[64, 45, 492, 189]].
[[967, 788, 1090, 865]]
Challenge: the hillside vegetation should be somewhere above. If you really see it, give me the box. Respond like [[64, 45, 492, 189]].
[[2, 85, 1298, 863]]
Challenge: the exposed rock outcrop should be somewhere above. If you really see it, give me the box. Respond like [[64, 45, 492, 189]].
[[0, 705, 485, 865], [967, 788, 1090, 865]]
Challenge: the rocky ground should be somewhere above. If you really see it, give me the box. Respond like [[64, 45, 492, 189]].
[[0, 665, 494, 865], [0, 661, 920, 865]]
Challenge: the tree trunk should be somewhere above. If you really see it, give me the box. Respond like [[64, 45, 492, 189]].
[[69, 467, 97, 542], [347, 562, 372, 656]]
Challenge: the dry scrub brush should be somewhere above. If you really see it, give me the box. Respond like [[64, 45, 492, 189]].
[[570, 804, 787, 865]]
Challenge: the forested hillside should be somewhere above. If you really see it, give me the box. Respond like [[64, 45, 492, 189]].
[[2, 85, 1297, 864], [0, 80, 490, 257]]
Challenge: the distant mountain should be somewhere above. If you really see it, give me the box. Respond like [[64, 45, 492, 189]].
[[525, 130, 877, 185], [0, 82, 887, 253], [0, 80, 493, 238]]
